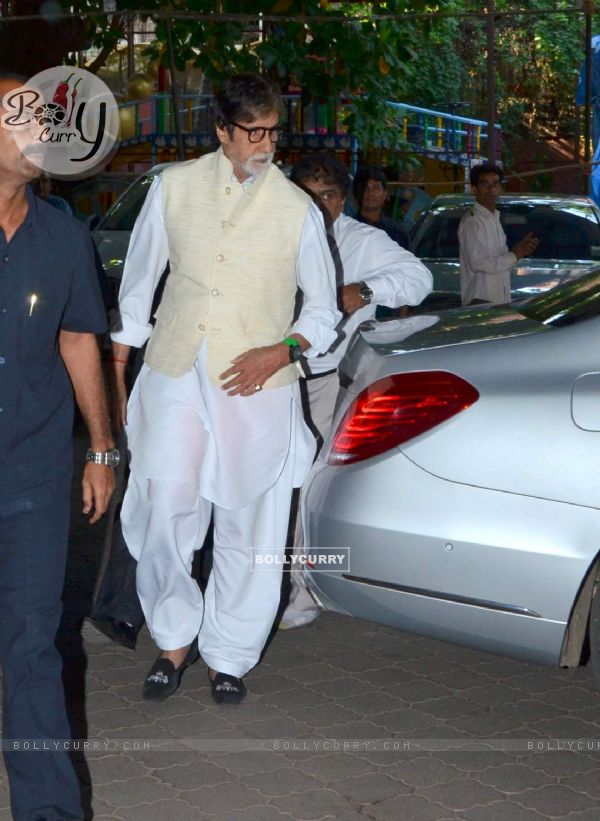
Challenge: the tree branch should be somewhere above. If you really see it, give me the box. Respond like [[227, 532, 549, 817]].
[[85, 13, 125, 75]]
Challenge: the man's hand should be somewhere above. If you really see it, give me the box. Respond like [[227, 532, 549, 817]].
[[82, 463, 115, 524], [59, 330, 116, 522], [219, 344, 289, 396], [512, 232, 539, 261], [109, 343, 131, 430], [341, 283, 368, 315], [109, 363, 129, 430]]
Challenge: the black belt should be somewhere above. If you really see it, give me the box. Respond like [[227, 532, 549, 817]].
[[304, 368, 337, 381]]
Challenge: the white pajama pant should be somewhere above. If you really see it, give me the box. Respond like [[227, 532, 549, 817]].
[[121, 350, 311, 678], [122, 462, 294, 677]]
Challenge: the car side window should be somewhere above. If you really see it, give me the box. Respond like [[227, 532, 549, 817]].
[[98, 174, 155, 232], [411, 213, 439, 257], [412, 209, 466, 259], [436, 216, 461, 257], [501, 206, 600, 260]]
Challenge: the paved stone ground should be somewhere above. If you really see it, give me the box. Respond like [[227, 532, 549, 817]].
[[1, 441, 600, 819]]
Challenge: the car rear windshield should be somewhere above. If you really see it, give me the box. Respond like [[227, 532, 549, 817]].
[[97, 173, 156, 231], [411, 201, 600, 261], [520, 268, 600, 327]]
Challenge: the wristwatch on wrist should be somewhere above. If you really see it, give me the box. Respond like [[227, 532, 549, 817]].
[[85, 447, 120, 468], [358, 282, 374, 304], [282, 336, 302, 364]]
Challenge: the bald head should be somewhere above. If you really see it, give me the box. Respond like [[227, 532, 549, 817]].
[[0, 76, 42, 188]]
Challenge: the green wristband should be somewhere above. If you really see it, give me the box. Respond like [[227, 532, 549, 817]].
[[282, 336, 302, 363]]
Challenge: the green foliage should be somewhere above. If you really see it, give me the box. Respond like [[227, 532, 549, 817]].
[[68, 0, 435, 147], [62, 0, 596, 149], [456, 0, 587, 140]]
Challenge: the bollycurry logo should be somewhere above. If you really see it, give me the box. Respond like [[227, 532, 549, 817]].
[[1, 67, 120, 179]]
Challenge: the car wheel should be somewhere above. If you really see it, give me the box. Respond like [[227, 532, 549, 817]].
[[590, 583, 600, 687]]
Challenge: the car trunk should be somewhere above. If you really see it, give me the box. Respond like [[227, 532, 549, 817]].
[[339, 305, 548, 391]]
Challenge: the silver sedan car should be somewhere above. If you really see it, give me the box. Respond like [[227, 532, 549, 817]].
[[303, 268, 600, 684]]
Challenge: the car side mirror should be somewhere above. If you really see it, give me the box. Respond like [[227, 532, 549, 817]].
[[86, 213, 100, 230]]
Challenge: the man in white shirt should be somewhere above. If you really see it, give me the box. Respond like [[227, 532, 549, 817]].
[[458, 162, 538, 306], [280, 152, 433, 628], [111, 74, 340, 704]]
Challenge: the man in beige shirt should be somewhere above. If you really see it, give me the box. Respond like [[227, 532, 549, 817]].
[[459, 162, 538, 306]]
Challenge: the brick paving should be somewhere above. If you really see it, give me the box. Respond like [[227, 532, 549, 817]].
[[1, 441, 600, 819]]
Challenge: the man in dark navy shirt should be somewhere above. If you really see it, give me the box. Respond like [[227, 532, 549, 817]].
[[353, 165, 412, 320], [353, 165, 411, 250], [0, 73, 115, 821]]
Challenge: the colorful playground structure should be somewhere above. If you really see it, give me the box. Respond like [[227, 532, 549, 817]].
[[114, 92, 501, 177], [386, 101, 502, 166], [116, 92, 359, 170]]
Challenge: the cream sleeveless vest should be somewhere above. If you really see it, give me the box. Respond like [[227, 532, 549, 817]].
[[144, 148, 311, 387]]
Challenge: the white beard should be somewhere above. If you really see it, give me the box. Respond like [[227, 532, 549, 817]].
[[240, 151, 274, 178]]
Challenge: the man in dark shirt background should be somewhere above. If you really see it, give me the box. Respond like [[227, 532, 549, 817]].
[[353, 165, 411, 250], [0, 73, 115, 821], [353, 165, 412, 320]]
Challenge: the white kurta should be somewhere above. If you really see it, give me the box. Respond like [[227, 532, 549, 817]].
[[112, 168, 340, 675], [309, 213, 433, 375], [113, 174, 340, 508], [458, 202, 516, 306]]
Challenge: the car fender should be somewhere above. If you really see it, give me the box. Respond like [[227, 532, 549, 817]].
[[560, 553, 600, 667]]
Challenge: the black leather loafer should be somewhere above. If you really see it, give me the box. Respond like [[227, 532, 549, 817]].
[[210, 672, 247, 705], [143, 643, 200, 702]]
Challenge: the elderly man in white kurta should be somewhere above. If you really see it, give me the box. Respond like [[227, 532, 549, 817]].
[[280, 153, 433, 629], [111, 74, 340, 705], [458, 162, 538, 306]]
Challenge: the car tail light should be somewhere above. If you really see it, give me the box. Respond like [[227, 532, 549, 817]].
[[326, 371, 479, 466]]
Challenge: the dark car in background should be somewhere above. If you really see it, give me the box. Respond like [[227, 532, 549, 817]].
[[92, 164, 170, 306], [94, 173, 600, 317], [410, 194, 600, 310]]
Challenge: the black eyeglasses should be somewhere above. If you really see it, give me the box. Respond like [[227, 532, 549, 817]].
[[230, 121, 285, 143]]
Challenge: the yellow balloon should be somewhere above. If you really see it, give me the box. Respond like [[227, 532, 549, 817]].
[[144, 61, 160, 80], [127, 73, 154, 100], [119, 105, 137, 139]]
